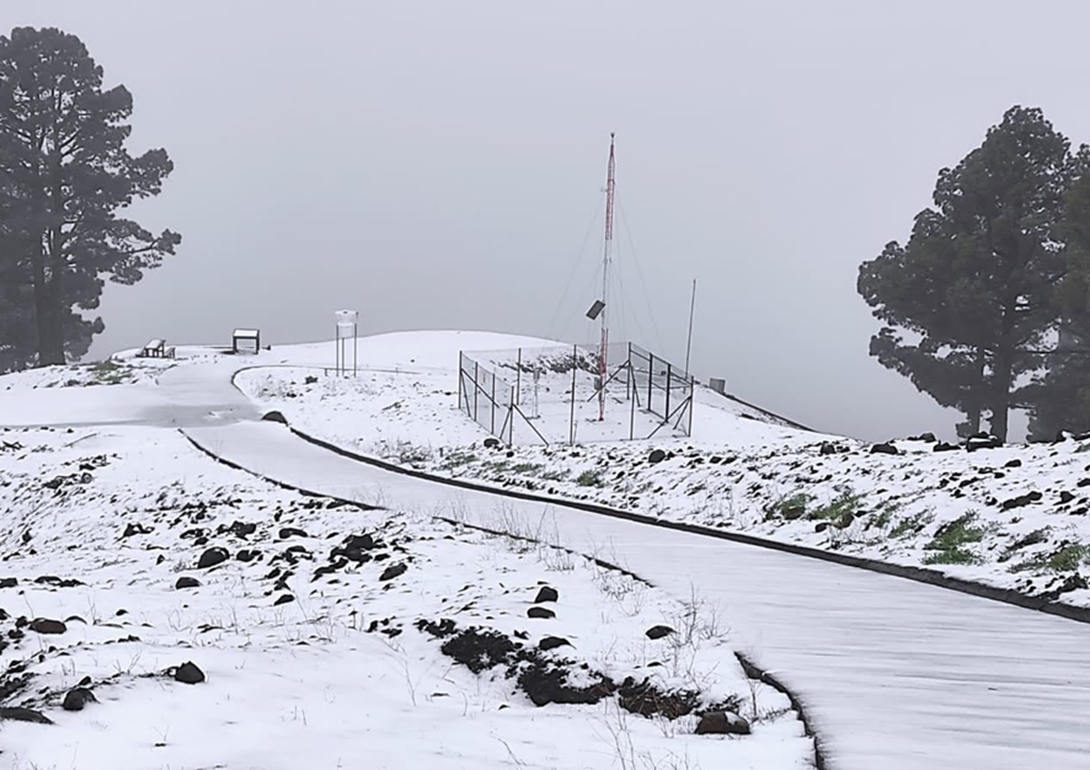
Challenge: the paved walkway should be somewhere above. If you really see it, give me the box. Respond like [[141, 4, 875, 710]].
[[186, 420, 1090, 770]]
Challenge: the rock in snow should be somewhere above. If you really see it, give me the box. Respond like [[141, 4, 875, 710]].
[[533, 586, 559, 603], [197, 547, 229, 569], [645, 624, 674, 640], [173, 661, 205, 684], [695, 710, 751, 735]]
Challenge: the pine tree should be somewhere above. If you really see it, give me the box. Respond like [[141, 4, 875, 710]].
[[1025, 170, 1090, 439], [859, 106, 1084, 441], [0, 27, 179, 369]]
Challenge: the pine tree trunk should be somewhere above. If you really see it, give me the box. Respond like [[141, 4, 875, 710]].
[[989, 347, 1012, 442]]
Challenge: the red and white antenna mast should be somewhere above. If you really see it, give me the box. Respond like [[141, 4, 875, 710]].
[[599, 132, 616, 422]]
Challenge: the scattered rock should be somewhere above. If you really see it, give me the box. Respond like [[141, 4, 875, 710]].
[[379, 563, 407, 581], [648, 449, 667, 464], [197, 547, 229, 569], [62, 687, 96, 711], [906, 432, 937, 443], [538, 635, 571, 651], [527, 606, 555, 619], [121, 522, 152, 538], [1059, 491, 1076, 504], [261, 410, 288, 424], [274, 593, 295, 606], [28, 618, 66, 635], [933, 442, 959, 452], [695, 710, 751, 735], [870, 442, 899, 456], [533, 586, 559, 603], [483, 437, 502, 450], [173, 661, 205, 684], [1005, 459, 1022, 469], [278, 527, 308, 539], [0, 707, 52, 724], [175, 577, 200, 590], [966, 433, 1002, 452], [236, 549, 260, 562], [1000, 491, 1043, 511], [0, 577, 17, 588], [645, 624, 674, 640], [304, 375, 318, 385]]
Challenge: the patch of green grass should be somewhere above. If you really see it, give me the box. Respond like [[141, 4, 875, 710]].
[[511, 463, 543, 474], [576, 469, 603, 487], [889, 510, 934, 539], [1076, 442, 1090, 453], [542, 468, 570, 482], [1047, 543, 1090, 572], [869, 498, 905, 530], [923, 513, 987, 565], [809, 492, 862, 528], [765, 492, 812, 521]]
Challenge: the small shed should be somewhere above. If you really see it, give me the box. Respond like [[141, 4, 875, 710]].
[[232, 328, 261, 354]]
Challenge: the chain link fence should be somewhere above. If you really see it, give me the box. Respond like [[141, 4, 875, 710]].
[[458, 342, 693, 446]]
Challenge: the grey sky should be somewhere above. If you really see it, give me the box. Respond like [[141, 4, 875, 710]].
[[8, 0, 1090, 440]]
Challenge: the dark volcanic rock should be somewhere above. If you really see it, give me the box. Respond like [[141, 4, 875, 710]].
[[1000, 491, 1043, 511], [0, 577, 16, 588], [274, 593, 295, 606], [966, 433, 1003, 452], [1005, 459, 1023, 468], [28, 618, 66, 634], [175, 576, 200, 590], [379, 563, 407, 581], [648, 449, 667, 464], [538, 635, 571, 651], [483, 437, 502, 449], [237, 549, 260, 562], [527, 606, 555, 619], [869, 442, 899, 456], [645, 624, 675, 640], [695, 710, 751, 735], [0, 706, 52, 724], [62, 687, 97, 711], [279, 527, 308, 539], [907, 432, 937, 443], [933, 442, 959, 452], [173, 661, 205, 684], [533, 586, 559, 603], [261, 410, 288, 424], [197, 547, 229, 569]]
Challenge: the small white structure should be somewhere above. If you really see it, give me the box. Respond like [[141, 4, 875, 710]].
[[709, 377, 727, 395], [232, 328, 261, 354], [334, 310, 358, 375]]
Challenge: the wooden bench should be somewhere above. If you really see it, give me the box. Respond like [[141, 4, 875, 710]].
[[140, 339, 166, 358]]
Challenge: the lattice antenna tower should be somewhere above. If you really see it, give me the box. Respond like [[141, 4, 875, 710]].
[[599, 132, 616, 421]]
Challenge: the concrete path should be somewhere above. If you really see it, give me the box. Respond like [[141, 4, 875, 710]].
[[185, 420, 1090, 770]]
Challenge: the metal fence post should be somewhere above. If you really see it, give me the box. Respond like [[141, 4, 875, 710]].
[[457, 351, 463, 410], [516, 348, 522, 406], [665, 363, 672, 423], [473, 361, 479, 421], [569, 345, 577, 445], [491, 374, 496, 434], [647, 352, 654, 412]]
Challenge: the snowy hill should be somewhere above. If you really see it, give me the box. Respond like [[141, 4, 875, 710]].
[[0, 334, 815, 769]]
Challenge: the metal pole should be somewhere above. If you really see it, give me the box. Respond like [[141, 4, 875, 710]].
[[458, 351, 463, 410], [684, 278, 696, 376], [629, 362, 636, 440], [569, 345, 577, 445], [665, 363, 672, 424], [647, 352, 654, 412], [353, 321, 358, 376], [516, 348, 522, 406], [491, 375, 496, 433], [473, 362, 479, 421]]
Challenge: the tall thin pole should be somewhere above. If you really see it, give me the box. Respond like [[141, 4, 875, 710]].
[[684, 278, 696, 375], [599, 133, 616, 422]]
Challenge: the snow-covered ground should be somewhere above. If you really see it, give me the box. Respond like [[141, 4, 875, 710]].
[[0, 398, 811, 764], [236, 330, 1090, 610]]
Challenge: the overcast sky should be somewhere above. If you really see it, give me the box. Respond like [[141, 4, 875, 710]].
[[8, 0, 1090, 440]]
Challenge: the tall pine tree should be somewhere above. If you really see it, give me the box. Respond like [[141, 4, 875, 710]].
[[0, 27, 179, 369], [859, 106, 1084, 441]]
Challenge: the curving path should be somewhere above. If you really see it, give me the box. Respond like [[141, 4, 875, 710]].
[[184, 420, 1090, 770]]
